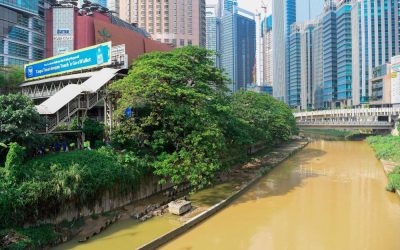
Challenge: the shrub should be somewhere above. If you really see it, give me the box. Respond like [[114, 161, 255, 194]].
[[0, 148, 149, 227], [4, 143, 26, 182]]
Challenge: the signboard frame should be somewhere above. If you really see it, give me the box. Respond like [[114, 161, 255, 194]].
[[24, 42, 112, 81]]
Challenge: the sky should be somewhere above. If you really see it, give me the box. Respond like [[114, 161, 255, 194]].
[[207, 0, 324, 22]]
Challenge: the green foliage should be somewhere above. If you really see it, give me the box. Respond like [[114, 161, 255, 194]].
[[108, 46, 296, 190], [0, 224, 60, 250], [303, 128, 356, 138], [386, 166, 400, 192], [367, 136, 400, 192], [0, 94, 44, 156], [229, 91, 297, 144], [0, 148, 149, 227], [366, 136, 400, 162], [82, 119, 104, 145], [108, 46, 230, 190], [4, 143, 26, 182], [0, 67, 24, 94]]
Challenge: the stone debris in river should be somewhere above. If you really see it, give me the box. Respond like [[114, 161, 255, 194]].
[[168, 200, 192, 215]]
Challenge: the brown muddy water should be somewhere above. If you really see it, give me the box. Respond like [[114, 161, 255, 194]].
[[55, 140, 400, 250], [160, 140, 400, 250]]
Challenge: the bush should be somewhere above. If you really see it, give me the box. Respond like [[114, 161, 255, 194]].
[[0, 224, 60, 250], [0, 148, 149, 227], [4, 143, 26, 182], [387, 166, 400, 192], [366, 136, 400, 162]]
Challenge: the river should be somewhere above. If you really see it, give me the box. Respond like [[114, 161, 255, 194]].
[[55, 140, 400, 250], [161, 140, 400, 250]]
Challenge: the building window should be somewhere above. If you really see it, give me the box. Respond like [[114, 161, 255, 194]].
[[32, 34, 44, 47], [17, 14, 29, 27], [32, 48, 44, 60], [32, 18, 44, 33], [0, 56, 3, 66], [180, 39, 185, 46], [8, 57, 28, 67], [8, 26, 29, 43], [8, 42, 29, 58], [188, 40, 192, 45]]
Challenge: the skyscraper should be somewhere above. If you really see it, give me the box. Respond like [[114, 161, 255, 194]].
[[262, 14, 273, 86], [336, 0, 353, 107], [352, 0, 400, 106], [206, 4, 220, 67], [312, 16, 324, 110], [322, 0, 337, 108], [0, 0, 46, 67], [272, 0, 296, 103], [288, 23, 301, 108], [220, 4, 255, 92], [288, 20, 317, 110], [119, 0, 206, 47]]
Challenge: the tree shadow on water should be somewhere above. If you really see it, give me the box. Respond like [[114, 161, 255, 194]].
[[231, 147, 327, 205]]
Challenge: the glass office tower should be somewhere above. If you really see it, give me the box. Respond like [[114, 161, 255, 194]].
[[0, 0, 45, 67]]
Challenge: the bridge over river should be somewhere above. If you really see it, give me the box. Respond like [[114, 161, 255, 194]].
[[295, 107, 400, 129]]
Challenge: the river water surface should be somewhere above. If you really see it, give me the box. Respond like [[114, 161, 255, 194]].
[[161, 140, 400, 250]]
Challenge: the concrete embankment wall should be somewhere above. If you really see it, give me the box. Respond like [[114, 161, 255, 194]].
[[41, 143, 266, 225], [137, 141, 308, 250], [45, 175, 174, 224]]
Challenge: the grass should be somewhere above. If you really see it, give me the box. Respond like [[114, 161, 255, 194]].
[[367, 136, 400, 191], [302, 128, 359, 138], [0, 224, 60, 250], [366, 136, 400, 162]]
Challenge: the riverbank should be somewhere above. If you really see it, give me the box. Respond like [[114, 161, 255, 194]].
[[366, 136, 400, 197], [301, 128, 370, 140], [52, 139, 308, 250], [159, 140, 400, 250], [137, 139, 308, 250]]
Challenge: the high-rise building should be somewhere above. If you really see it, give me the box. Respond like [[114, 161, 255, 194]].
[[0, 0, 46, 67], [336, 0, 353, 107], [272, 0, 296, 103], [262, 14, 273, 86], [221, 6, 255, 92], [352, 0, 400, 106], [312, 16, 324, 110], [206, 4, 220, 67], [322, 0, 337, 108], [300, 23, 315, 110], [118, 0, 206, 48], [224, 0, 237, 13], [288, 20, 317, 110], [288, 23, 301, 108], [255, 12, 263, 86]]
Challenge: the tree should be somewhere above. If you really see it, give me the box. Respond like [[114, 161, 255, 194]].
[[108, 46, 230, 189], [0, 67, 24, 94], [0, 94, 44, 161], [82, 119, 104, 146], [229, 91, 298, 144]]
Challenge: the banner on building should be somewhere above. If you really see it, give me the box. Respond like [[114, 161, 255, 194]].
[[391, 55, 400, 104], [24, 42, 112, 81]]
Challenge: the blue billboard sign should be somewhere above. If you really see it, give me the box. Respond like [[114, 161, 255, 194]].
[[24, 42, 112, 81]]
